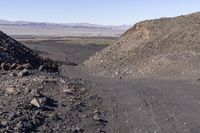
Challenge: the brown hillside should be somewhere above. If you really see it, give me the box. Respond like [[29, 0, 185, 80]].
[[85, 12, 200, 79]]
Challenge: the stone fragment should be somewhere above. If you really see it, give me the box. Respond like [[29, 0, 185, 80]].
[[18, 69, 29, 77], [9, 63, 18, 70], [1, 63, 10, 71], [93, 114, 101, 121], [5, 87, 16, 95], [30, 97, 46, 108], [30, 98, 41, 108]]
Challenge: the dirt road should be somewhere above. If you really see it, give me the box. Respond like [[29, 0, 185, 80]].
[[25, 40, 200, 133], [61, 65, 200, 133]]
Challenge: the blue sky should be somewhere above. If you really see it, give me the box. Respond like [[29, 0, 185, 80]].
[[0, 0, 199, 25]]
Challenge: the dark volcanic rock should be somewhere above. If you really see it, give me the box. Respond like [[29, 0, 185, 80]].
[[0, 31, 58, 72], [0, 31, 40, 67], [18, 69, 30, 77], [1, 62, 10, 71], [9, 63, 18, 70]]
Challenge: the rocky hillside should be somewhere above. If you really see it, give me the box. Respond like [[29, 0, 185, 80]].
[[0, 31, 106, 132], [85, 12, 200, 79], [0, 31, 57, 72]]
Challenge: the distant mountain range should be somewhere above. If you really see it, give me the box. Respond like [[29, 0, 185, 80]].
[[0, 19, 131, 30], [0, 19, 131, 37]]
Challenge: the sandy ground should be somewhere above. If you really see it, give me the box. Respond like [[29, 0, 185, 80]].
[[23, 38, 200, 133]]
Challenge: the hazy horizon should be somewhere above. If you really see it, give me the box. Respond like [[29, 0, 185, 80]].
[[0, 19, 131, 26], [0, 0, 200, 25]]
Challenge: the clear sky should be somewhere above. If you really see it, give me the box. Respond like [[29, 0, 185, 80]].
[[0, 0, 199, 25]]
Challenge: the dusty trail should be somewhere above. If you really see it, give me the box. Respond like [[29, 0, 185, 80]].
[[25, 40, 200, 133], [62, 65, 200, 133]]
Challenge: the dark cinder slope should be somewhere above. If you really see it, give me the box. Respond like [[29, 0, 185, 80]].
[[0, 31, 57, 71], [0, 31, 41, 65], [85, 12, 200, 79]]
